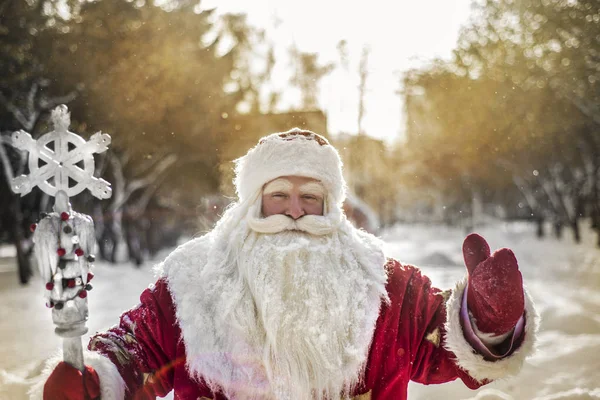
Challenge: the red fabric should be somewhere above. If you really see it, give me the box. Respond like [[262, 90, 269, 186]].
[[87, 280, 201, 399], [88, 260, 489, 400], [44, 362, 100, 400], [463, 233, 525, 335], [359, 260, 484, 399]]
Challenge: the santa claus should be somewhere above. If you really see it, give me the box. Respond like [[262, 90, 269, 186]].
[[34, 129, 538, 400]]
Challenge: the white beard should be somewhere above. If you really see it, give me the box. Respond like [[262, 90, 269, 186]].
[[166, 199, 388, 400], [229, 230, 380, 399]]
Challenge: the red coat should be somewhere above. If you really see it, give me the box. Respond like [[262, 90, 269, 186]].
[[88, 259, 534, 400]]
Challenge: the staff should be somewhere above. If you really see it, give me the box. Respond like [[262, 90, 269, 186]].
[[10, 105, 111, 371]]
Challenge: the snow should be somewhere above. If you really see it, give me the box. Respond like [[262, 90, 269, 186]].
[[1, 221, 600, 399], [383, 222, 600, 400]]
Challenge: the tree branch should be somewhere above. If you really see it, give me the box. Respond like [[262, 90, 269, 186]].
[[109, 153, 178, 211], [25, 81, 39, 130], [39, 90, 79, 111], [559, 89, 600, 127], [0, 91, 30, 129], [0, 138, 15, 188]]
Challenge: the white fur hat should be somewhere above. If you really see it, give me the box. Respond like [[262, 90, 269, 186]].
[[234, 128, 347, 206]]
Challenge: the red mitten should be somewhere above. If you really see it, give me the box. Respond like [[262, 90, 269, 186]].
[[463, 233, 525, 335], [44, 361, 100, 400]]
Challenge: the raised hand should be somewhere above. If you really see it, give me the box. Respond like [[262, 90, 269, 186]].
[[463, 233, 525, 335]]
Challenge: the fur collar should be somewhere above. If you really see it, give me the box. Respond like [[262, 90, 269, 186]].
[[158, 225, 387, 397]]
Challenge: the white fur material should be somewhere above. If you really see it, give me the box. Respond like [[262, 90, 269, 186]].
[[28, 350, 125, 400], [159, 211, 388, 399], [472, 320, 513, 346], [443, 277, 539, 382], [234, 129, 347, 206]]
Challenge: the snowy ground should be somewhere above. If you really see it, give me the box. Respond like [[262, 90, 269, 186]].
[[1, 221, 600, 399]]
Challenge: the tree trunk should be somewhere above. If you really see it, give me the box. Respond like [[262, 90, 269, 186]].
[[554, 220, 563, 239], [123, 209, 143, 267], [125, 233, 143, 266], [10, 196, 32, 284], [471, 188, 483, 232], [577, 127, 600, 246], [99, 226, 118, 263], [536, 215, 545, 238], [15, 236, 32, 284], [571, 218, 581, 243], [572, 195, 585, 244], [593, 169, 600, 246]]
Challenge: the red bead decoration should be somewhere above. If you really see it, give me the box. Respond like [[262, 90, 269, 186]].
[[75, 248, 84, 257], [45, 282, 54, 291], [87, 272, 94, 282], [60, 212, 69, 221], [46, 301, 54, 308], [67, 279, 76, 288], [30, 223, 37, 233], [57, 248, 66, 257], [78, 290, 87, 299]]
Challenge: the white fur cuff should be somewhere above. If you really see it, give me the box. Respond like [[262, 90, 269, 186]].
[[443, 277, 539, 383], [29, 350, 126, 400]]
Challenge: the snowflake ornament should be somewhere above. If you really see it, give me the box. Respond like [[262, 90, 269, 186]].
[[11, 105, 112, 199]]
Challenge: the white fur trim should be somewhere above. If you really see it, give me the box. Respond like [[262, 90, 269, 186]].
[[472, 320, 513, 346], [28, 350, 125, 400], [443, 277, 539, 383], [160, 221, 388, 397], [159, 236, 216, 380], [234, 129, 347, 206]]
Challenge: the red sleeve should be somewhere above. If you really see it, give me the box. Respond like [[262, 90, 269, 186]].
[[402, 265, 484, 388], [88, 278, 180, 399], [365, 260, 486, 398]]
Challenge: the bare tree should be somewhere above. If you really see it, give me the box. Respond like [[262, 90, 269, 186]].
[[357, 46, 370, 135], [0, 80, 77, 283], [95, 150, 177, 265]]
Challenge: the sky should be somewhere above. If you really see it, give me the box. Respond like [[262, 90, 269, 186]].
[[203, 0, 475, 144]]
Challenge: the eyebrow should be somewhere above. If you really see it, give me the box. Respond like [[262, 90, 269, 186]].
[[299, 182, 325, 196], [263, 178, 293, 194]]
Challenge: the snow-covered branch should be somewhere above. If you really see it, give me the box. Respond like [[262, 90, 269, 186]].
[[495, 158, 540, 211], [0, 136, 15, 187], [553, 85, 600, 127], [38, 90, 78, 112], [106, 152, 127, 212], [0, 81, 79, 132], [0, 92, 31, 130], [129, 172, 169, 218], [26, 81, 39, 128], [108, 153, 178, 212]]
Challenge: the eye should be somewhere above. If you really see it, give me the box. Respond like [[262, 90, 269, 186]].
[[272, 192, 287, 199], [302, 195, 319, 201]]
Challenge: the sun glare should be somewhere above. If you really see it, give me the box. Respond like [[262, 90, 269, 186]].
[[202, 0, 472, 143]]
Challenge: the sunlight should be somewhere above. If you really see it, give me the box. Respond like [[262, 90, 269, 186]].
[[202, 0, 473, 143]]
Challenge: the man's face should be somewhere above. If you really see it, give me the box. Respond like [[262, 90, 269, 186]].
[[261, 176, 325, 219]]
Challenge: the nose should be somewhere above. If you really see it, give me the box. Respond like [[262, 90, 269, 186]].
[[286, 196, 305, 220]]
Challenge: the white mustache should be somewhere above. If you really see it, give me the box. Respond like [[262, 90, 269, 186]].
[[246, 214, 335, 236]]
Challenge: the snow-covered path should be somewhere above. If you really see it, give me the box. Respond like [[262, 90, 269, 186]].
[[1, 222, 599, 399]]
